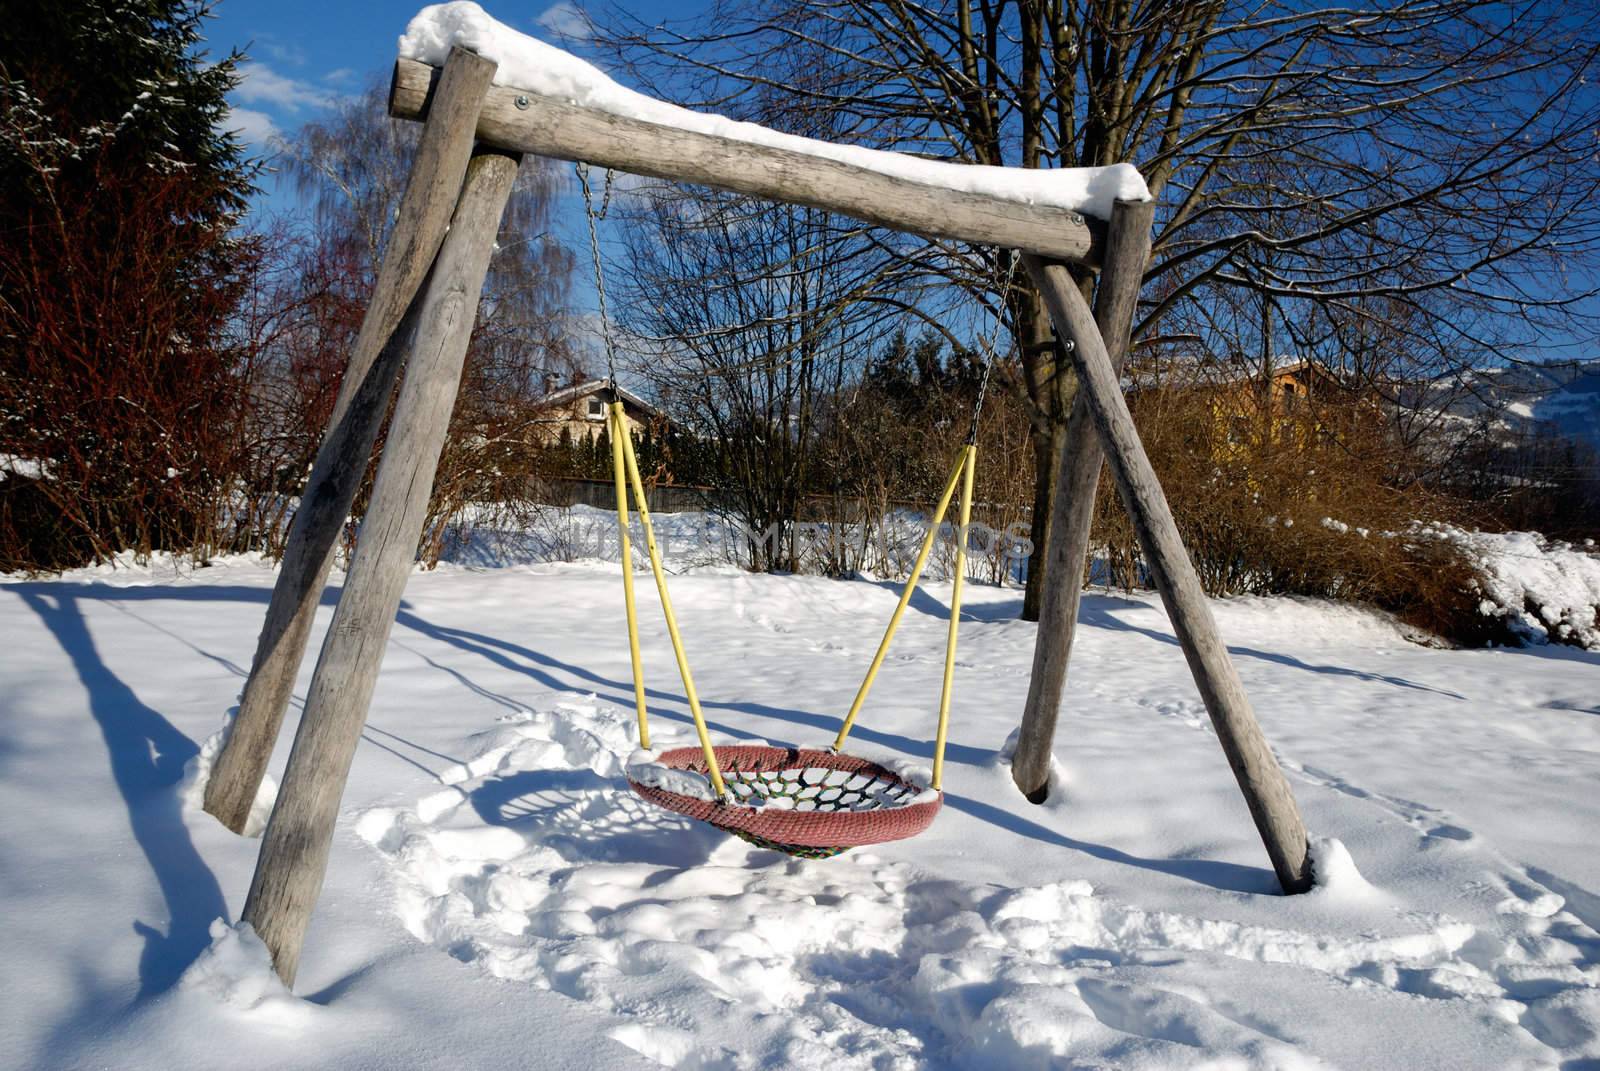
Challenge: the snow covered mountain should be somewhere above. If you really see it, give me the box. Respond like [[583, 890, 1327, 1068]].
[[1429, 358, 1600, 453]]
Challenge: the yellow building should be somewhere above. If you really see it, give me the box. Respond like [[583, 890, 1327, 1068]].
[[1129, 358, 1364, 458]]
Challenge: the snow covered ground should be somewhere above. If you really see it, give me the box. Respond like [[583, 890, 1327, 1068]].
[[3, 540, 1598, 1069]]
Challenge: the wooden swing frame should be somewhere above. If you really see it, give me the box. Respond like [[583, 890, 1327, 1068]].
[[208, 46, 1313, 987]]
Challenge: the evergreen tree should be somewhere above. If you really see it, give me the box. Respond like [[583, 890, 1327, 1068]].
[[552, 426, 577, 478], [0, 0, 259, 568], [591, 426, 611, 480], [633, 424, 657, 479]]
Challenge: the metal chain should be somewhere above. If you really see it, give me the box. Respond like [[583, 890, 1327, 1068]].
[[576, 162, 619, 383], [967, 247, 1018, 445]]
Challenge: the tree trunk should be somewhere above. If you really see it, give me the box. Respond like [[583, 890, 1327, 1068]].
[[1018, 286, 1062, 622], [1021, 422, 1062, 620]]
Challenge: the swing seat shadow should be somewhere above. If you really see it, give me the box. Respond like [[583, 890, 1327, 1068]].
[[469, 767, 724, 868]]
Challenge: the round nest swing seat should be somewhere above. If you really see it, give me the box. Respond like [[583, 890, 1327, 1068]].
[[627, 746, 943, 859]]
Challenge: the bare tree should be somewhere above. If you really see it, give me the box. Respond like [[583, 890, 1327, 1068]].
[[225, 224, 365, 558], [264, 77, 580, 559], [594, 0, 1600, 616], [612, 177, 911, 569]]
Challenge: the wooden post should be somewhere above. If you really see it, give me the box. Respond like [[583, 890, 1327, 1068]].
[[1012, 198, 1154, 801], [203, 47, 497, 833], [242, 148, 524, 985], [1023, 253, 1314, 895]]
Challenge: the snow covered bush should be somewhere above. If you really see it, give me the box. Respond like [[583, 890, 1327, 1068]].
[[1414, 525, 1600, 650], [1087, 378, 1600, 650]]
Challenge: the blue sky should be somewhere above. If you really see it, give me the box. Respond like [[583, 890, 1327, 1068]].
[[205, 0, 703, 212], [200, 1, 1597, 363], [204, 0, 707, 352]]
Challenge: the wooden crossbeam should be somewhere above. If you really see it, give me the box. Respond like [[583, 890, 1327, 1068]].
[[388, 57, 1107, 265]]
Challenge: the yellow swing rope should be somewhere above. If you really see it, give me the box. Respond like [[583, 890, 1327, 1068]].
[[611, 402, 727, 799], [830, 445, 974, 763], [613, 393, 975, 801], [933, 445, 977, 790], [610, 406, 650, 750], [824, 251, 1011, 787]]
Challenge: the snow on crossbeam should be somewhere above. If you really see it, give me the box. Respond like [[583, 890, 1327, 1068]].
[[392, 3, 1148, 265]]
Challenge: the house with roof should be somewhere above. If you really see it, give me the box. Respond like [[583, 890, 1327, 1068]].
[[1126, 356, 1348, 407], [531, 377, 674, 444], [1124, 355, 1374, 459]]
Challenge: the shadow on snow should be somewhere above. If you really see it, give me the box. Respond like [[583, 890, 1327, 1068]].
[[12, 567, 1591, 993], [14, 588, 229, 998]]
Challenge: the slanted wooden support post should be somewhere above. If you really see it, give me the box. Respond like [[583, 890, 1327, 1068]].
[[1012, 198, 1154, 802], [203, 47, 497, 834], [1023, 253, 1314, 895], [242, 148, 524, 985]]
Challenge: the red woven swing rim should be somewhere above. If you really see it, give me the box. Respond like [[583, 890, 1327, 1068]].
[[627, 745, 942, 849]]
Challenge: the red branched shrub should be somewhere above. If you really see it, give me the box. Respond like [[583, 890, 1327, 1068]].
[[0, 162, 257, 570]]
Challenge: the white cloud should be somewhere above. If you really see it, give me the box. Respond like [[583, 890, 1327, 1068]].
[[233, 62, 337, 113], [535, 1, 591, 42], [258, 37, 309, 67], [323, 67, 356, 85], [224, 105, 280, 146]]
